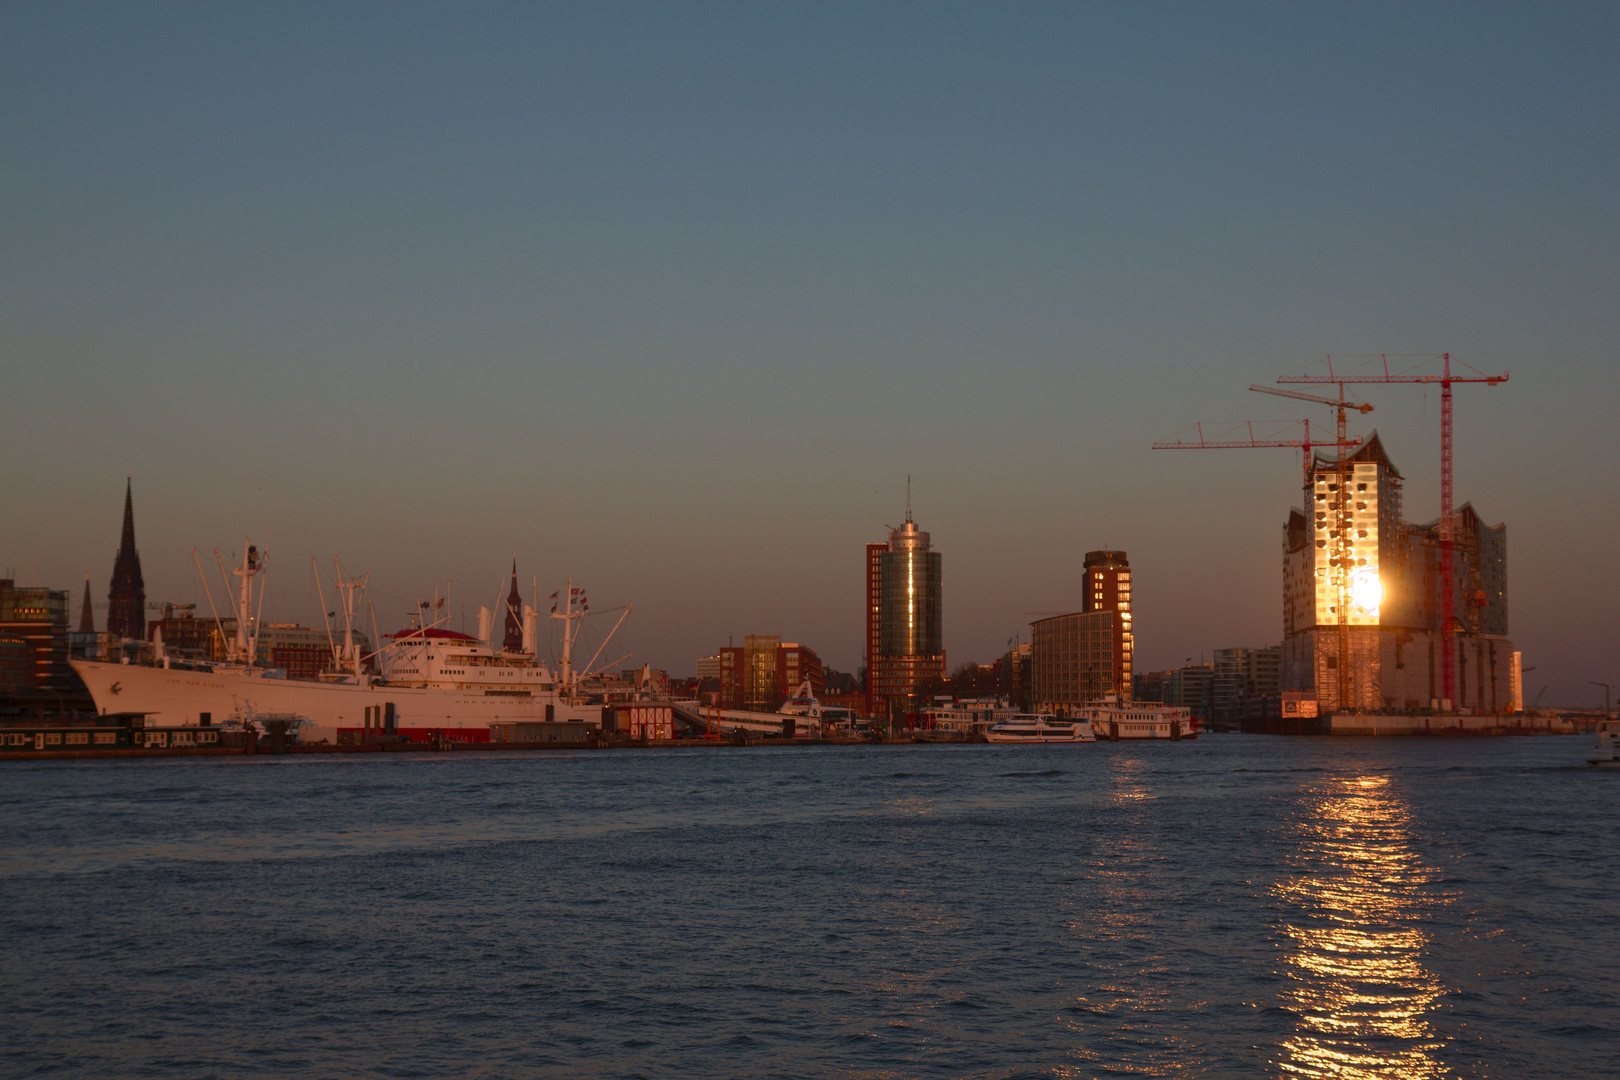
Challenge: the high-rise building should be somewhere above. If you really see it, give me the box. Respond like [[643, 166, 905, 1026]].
[[864, 542, 884, 709], [866, 506, 945, 719], [107, 478, 146, 641], [1282, 432, 1515, 714], [1082, 549, 1133, 700], [1027, 549, 1133, 711]]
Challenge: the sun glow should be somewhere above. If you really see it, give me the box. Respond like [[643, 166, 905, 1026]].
[[1350, 568, 1381, 617]]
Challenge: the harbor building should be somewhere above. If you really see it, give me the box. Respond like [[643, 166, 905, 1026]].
[[743, 634, 780, 709], [709, 637, 825, 709], [1168, 663, 1214, 716], [1028, 549, 1133, 713], [1282, 433, 1516, 713], [107, 478, 146, 641], [1030, 609, 1124, 711], [865, 506, 945, 719], [0, 580, 79, 700], [1212, 646, 1281, 723]]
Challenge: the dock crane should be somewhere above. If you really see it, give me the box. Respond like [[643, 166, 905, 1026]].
[[1276, 353, 1508, 711]]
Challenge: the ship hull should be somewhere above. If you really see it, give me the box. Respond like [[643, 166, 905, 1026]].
[[70, 660, 595, 744]]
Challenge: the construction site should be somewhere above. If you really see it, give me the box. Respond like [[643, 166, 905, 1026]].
[[1156, 353, 1542, 733]]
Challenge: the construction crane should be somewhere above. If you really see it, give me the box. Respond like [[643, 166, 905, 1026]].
[[1152, 416, 1364, 710], [1248, 384, 1375, 712], [1278, 353, 1509, 711], [1151, 419, 1358, 485]]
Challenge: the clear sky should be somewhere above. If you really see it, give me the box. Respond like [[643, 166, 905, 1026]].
[[2, 3, 1615, 707]]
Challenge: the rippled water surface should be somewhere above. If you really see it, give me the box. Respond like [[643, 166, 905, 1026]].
[[2, 736, 1616, 1078]]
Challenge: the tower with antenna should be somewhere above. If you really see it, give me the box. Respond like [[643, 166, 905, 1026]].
[[865, 479, 945, 723]]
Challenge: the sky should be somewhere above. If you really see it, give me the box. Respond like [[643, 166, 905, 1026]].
[[1, 2, 1615, 707]]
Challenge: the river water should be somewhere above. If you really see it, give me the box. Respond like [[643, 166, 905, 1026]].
[[2, 735, 1615, 1078]]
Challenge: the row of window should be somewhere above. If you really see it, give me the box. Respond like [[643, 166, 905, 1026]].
[[4, 731, 119, 746]]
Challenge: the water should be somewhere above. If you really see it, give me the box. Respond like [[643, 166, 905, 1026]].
[[2, 736, 1615, 1079]]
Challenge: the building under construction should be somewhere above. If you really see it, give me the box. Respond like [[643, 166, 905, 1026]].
[[1282, 432, 1519, 714]]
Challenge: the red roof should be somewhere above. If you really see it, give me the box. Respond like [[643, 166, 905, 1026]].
[[386, 627, 479, 641]]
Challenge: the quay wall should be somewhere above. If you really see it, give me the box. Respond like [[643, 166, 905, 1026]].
[[1326, 714, 1574, 736]]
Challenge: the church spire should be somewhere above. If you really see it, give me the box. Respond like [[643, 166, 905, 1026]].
[[107, 476, 147, 640], [79, 572, 95, 633], [503, 554, 524, 652]]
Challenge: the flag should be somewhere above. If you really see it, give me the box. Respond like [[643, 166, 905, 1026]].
[[550, 591, 558, 599]]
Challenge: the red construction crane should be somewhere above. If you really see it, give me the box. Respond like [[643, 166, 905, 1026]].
[[1277, 353, 1509, 710]]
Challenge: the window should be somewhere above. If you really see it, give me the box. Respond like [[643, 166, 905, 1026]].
[[67, 732, 88, 745], [5, 734, 23, 746], [94, 732, 115, 744]]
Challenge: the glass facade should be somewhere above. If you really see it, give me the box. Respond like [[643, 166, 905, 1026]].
[[878, 549, 942, 658]]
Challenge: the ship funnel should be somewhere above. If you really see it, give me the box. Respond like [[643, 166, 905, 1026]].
[[522, 605, 537, 654], [477, 605, 493, 645]]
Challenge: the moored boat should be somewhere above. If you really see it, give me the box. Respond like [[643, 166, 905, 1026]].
[[1589, 720, 1620, 767], [985, 715, 1096, 743], [1075, 698, 1197, 740], [71, 541, 638, 744]]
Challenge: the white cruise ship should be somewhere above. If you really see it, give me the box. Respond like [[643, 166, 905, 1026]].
[[70, 543, 632, 744]]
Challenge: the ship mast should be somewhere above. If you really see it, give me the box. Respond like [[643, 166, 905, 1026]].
[[551, 575, 580, 696], [228, 540, 265, 667], [334, 559, 367, 680]]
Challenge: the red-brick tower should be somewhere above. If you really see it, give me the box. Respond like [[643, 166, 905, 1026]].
[[107, 478, 146, 640]]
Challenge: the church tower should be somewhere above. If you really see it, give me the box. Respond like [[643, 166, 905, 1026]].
[[107, 477, 146, 640], [503, 557, 524, 652], [79, 573, 95, 633]]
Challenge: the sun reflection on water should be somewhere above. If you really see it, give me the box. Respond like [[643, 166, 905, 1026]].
[[1274, 775, 1449, 1079]]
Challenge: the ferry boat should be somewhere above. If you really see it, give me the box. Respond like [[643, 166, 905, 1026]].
[[70, 541, 636, 744], [920, 696, 1019, 738], [985, 715, 1096, 743], [1075, 698, 1197, 740], [1589, 720, 1620, 767], [777, 681, 856, 736]]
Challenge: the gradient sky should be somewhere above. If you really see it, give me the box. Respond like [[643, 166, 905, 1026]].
[[2, 3, 1615, 707]]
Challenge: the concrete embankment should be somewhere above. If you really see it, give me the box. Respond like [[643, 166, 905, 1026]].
[[1324, 714, 1574, 736]]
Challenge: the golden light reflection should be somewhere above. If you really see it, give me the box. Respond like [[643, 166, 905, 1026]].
[[1350, 568, 1382, 618], [1274, 775, 1449, 1079]]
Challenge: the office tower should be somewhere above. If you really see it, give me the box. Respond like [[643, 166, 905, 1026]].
[[866, 504, 945, 719], [1082, 549, 1132, 701]]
